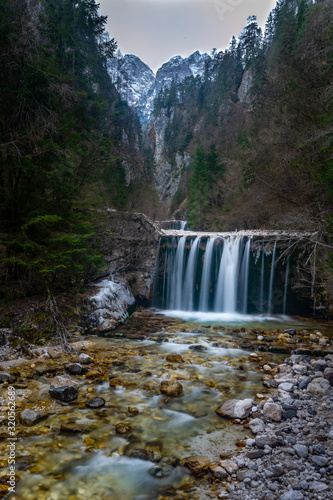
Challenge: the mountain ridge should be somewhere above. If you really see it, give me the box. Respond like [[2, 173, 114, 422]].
[[108, 50, 212, 123]]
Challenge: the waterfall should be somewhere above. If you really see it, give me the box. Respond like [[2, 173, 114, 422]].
[[199, 238, 216, 312], [240, 238, 251, 313], [260, 243, 265, 313], [268, 241, 277, 314], [182, 237, 200, 311], [283, 254, 290, 315], [214, 237, 241, 313], [153, 234, 299, 316]]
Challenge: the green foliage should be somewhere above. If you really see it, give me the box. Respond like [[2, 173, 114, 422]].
[[0, 0, 141, 296], [189, 144, 224, 230]]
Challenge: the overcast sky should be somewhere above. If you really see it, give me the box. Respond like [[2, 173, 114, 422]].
[[99, 0, 277, 73]]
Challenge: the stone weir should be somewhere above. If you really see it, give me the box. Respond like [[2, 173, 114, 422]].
[[153, 230, 319, 317]]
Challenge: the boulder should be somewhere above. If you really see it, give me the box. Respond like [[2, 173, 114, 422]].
[[160, 380, 183, 397], [20, 409, 46, 426], [85, 397, 105, 409], [183, 456, 211, 476], [208, 464, 228, 479], [166, 354, 184, 363], [248, 418, 265, 434], [67, 363, 84, 375], [77, 353, 93, 364], [215, 399, 253, 419], [49, 386, 78, 402], [263, 402, 283, 422]]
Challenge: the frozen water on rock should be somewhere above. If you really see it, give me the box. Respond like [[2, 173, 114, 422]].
[[89, 279, 135, 330]]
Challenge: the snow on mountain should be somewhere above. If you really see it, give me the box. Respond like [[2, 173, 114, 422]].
[[108, 51, 212, 123]]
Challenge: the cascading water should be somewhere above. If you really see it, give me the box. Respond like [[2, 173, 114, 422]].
[[153, 234, 308, 316]]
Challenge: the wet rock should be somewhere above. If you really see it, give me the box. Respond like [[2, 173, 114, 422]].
[[67, 363, 84, 375], [215, 399, 253, 419], [77, 353, 93, 364], [60, 423, 86, 433], [160, 380, 183, 397], [20, 409, 45, 426], [209, 464, 228, 479], [263, 402, 283, 422], [49, 385, 78, 402], [109, 378, 124, 388], [0, 372, 12, 383], [189, 344, 207, 352], [166, 354, 184, 363], [293, 444, 308, 458], [183, 455, 211, 476], [285, 329, 296, 336], [126, 449, 150, 461], [85, 397, 105, 409], [128, 406, 139, 415], [115, 422, 132, 434], [51, 376, 79, 389], [248, 418, 265, 434]]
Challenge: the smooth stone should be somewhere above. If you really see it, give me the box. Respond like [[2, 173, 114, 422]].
[[310, 481, 329, 492], [324, 371, 333, 386], [49, 385, 78, 402], [237, 469, 257, 481], [248, 418, 265, 434], [246, 450, 265, 459], [67, 363, 84, 375], [160, 380, 183, 397], [279, 382, 294, 392], [283, 408, 298, 420], [281, 490, 304, 500], [267, 465, 284, 477], [298, 378, 311, 390], [310, 456, 328, 467], [77, 353, 93, 364], [293, 444, 308, 458], [50, 376, 79, 389], [263, 402, 283, 422], [183, 456, 211, 476], [284, 329, 296, 336], [255, 435, 279, 449], [85, 397, 105, 408], [0, 372, 12, 383], [208, 464, 228, 479], [328, 428, 333, 439], [215, 398, 253, 419], [20, 409, 45, 426], [165, 354, 184, 363], [115, 423, 132, 434], [219, 459, 238, 475]]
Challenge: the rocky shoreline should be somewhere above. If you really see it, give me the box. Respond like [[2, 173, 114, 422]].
[[193, 352, 333, 500], [0, 313, 332, 499]]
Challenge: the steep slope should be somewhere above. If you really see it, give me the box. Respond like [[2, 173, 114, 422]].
[[108, 51, 212, 123]]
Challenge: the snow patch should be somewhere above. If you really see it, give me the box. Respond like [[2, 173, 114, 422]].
[[89, 279, 135, 332]]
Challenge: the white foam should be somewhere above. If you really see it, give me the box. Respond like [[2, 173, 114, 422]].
[[157, 310, 287, 324]]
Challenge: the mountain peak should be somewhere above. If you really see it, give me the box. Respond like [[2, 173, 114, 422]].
[[108, 51, 212, 123]]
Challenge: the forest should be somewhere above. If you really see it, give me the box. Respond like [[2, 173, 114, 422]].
[[0, 0, 332, 301]]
